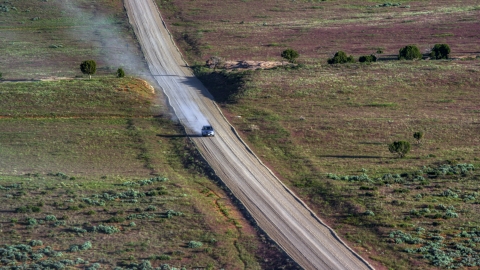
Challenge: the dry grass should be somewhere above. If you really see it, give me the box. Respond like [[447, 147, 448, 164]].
[[218, 60, 480, 269], [157, 0, 480, 63]]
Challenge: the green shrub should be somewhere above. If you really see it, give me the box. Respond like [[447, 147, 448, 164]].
[[157, 254, 171, 260], [398, 45, 422, 60], [107, 216, 126, 223], [80, 60, 97, 79], [116, 68, 125, 78], [145, 205, 157, 211], [328, 51, 355, 64], [26, 217, 38, 225], [364, 210, 375, 216], [16, 206, 29, 213], [68, 245, 80, 252], [16, 205, 41, 213], [281, 48, 300, 63], [444, 210, 459, 219], [358, 54, 377, 63], [54, 220, 67, 227], [70, 227, 87, 233], [92, 224, 120, 234], [30, 240, 43, 247], [187, 241, 203, 248], [80, 241, 92, 250], [388, 141, 411, 158], [430, 44, 450, 59], [165, 209, 183, 218], [45, 215, 57, 221], [413, 131, 424, 144]]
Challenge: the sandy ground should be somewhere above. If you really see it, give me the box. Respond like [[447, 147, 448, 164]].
[[124, 0, 374, 269]]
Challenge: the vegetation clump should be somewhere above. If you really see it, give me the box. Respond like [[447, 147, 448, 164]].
[[187, 241, 203, 248], [358, 54, 377, 63], [122, 176, 168, 187], [430, 44, 451, 59], [80, 60, 97, 79], [0, 241, 93, 268], [398, 45, 422, 60], [281, 48, 300, 63], [116, 68, 125, 78], [413, 131, 424, 144], [328, 51, 355, 64], [388, 141, 411, 158], [91, 224, 120, 234]]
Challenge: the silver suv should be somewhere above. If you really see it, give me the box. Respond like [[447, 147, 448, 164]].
[[201, 125, 215, 137]]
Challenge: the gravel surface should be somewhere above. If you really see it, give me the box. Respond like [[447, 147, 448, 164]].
[[124, 1, 374, 269]]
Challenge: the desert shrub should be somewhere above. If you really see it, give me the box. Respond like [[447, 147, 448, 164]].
[[16, 205, 41, 213], [127, 213, 156, 220], [82, 198, 106, 206], [358, 54, 377, 63], [145, 205, 157, 211], [398, 45, 422, 60], [413, 131, 424, 144], [26, 217, 38, 225], [389, 230, 424, 244], [388, 141, 411, 158], [45, 215, 57, 221], [364, 210, 375, 216], [187, 241, 203, 248], [80, 241, 92, 250], [107, 216, 126, 223], [92, 224, 120, 234], [54, 220, 67, 227], [70, 227, 87, 233], [29, 240, 43, 247], [430, 44, 450, 59], [444, 210, 459, 219], [68, 245, 80, 252], [438, 189, 459, 198], [16, 206, 29, 213], [116, 68, 125, 78], [87, 263, 101, 270], [281, 48, 300, 63], [328, 51, 355, 64], [80, 60, 97, 79], [165, 209, 183, 218], [157, 254, 171, 260]]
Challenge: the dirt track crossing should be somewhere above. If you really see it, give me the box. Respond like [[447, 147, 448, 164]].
[[124, 1, 374, 269]]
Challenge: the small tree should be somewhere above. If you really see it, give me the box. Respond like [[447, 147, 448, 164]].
[[388, 141, 411, 158], [398, 45, 422, 60], [430, 44, 450, 59], [80, 60, 97, 79], [359, 54, 377, 63], [413, 131, 424, 144], [116, 68, 125, 78], [328, 51, 355, 64], [281, 48, 299, 63], [0, 72, 3, 80]]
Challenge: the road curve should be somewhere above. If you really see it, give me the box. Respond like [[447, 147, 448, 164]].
[[124, 1, 374, 269]]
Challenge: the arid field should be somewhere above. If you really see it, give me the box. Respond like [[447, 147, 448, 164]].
[[1, 0, 480, 269]]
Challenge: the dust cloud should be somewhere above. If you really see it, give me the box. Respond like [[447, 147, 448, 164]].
[[59, 1, 149, 77]]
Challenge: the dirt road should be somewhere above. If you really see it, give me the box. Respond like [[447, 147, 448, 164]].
[[124, 1, 374, 269]]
